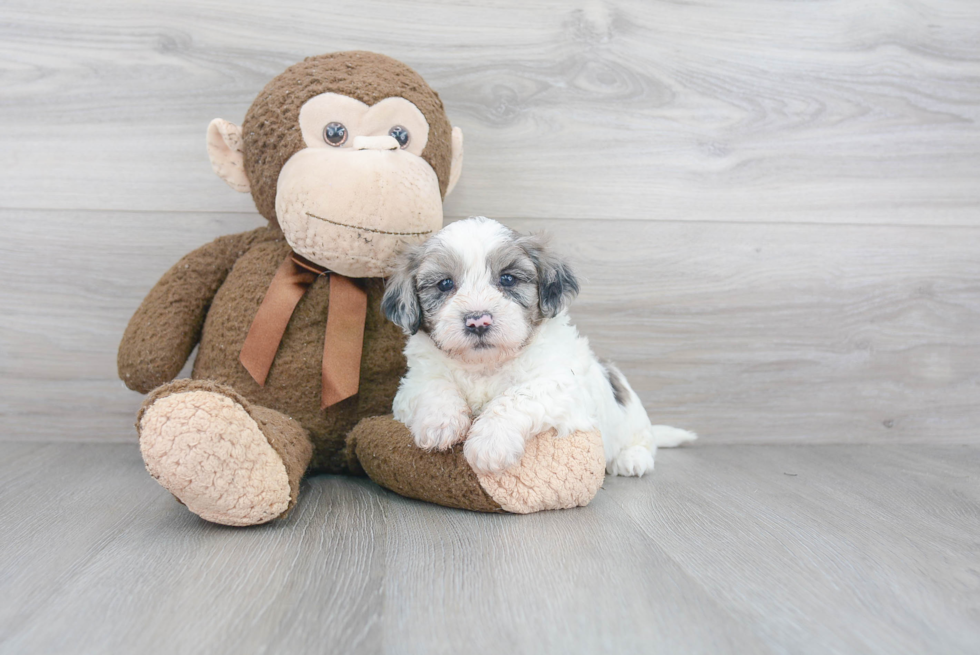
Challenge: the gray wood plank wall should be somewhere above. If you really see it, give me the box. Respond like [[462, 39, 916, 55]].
[[2, 0, 978, 444]]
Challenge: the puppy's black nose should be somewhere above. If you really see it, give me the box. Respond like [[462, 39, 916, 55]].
[[464, 312, 493, 335]]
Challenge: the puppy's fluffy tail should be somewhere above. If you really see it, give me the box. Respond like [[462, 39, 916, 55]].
[[648, 425, 697, 448]]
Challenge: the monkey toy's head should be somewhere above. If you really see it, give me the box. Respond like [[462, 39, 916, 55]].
[[206, 51, 463, 278]]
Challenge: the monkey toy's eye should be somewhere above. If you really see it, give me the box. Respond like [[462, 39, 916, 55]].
[[499, 274, 516, 287], [437, 278, 454, 292], [388, 125, 410, 148], [323, 122, 348, 146]]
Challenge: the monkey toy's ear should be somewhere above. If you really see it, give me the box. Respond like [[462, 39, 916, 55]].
[[445, 126, 464, 197], [206, 118, 251, 193]]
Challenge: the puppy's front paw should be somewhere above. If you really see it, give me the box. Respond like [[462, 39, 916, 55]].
[[464, 416, 528, 474], [410, 402, 472, 451]]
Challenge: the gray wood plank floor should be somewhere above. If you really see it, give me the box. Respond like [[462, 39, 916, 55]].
[[2, 441, 977, 655]]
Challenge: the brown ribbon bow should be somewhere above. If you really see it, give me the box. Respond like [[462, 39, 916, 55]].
[[240, 252, 368, 409]]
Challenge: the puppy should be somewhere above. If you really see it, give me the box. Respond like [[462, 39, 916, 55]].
[[382, 216, 696, 476]]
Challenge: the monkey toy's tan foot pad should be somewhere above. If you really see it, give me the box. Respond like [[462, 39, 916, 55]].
[[476, 428, 606, 513], [137, 380, 312, 526], [347, 416, 606, 514]]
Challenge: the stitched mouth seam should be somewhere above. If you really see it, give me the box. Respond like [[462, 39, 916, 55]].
[[305, 212, 434, 237]]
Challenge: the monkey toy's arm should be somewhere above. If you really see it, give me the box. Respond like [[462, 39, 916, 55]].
[[117, 230, 258, 394]]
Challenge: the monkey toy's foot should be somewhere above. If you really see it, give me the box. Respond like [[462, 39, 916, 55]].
[[137, 380, 312, 526], [347, 416, 606, 514]]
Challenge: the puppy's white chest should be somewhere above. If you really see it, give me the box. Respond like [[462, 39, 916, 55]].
[[454, 373, 511, 416]]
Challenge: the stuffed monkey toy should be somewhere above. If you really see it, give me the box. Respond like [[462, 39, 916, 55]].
[[118, 52, 604, 526]]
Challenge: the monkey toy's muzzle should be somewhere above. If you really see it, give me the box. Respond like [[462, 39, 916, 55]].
[[275, 143, 444, 278]]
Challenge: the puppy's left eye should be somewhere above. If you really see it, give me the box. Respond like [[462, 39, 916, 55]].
[[499, 274, 516, 287], [437, 278, 455, 292]]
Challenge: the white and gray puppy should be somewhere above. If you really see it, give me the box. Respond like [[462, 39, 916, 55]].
[[382, 216, 696, 475]]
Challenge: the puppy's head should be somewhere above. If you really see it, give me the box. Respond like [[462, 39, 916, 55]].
[[383, 216, 579, 364]]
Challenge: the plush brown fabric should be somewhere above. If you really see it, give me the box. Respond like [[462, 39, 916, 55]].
[[347, 416, 505, 513], [137, 378, 313, 521], [118, 228, 267, 394], [249, 404, 316, 516], [121, 225, 407, 475], [242, 51, 454, 223]]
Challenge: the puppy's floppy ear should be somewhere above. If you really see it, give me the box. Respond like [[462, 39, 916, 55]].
[[519, 233, 580, 318], [382, 246, 423, 335]]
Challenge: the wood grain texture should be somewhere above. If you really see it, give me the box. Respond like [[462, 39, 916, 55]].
[[2, 208, 977, 445], [1, 441, 977, 654], [3, 3, 978, 654], [1, 0, 979, 224], [561, 218, 980, 444], [377, 486, 768, 655], [606, 443, 980, 655], [0, 209, 266, 442], [2, 1, 978, 444]]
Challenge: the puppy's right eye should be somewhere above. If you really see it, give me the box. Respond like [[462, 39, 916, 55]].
[[437, 278, 455, 292]]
